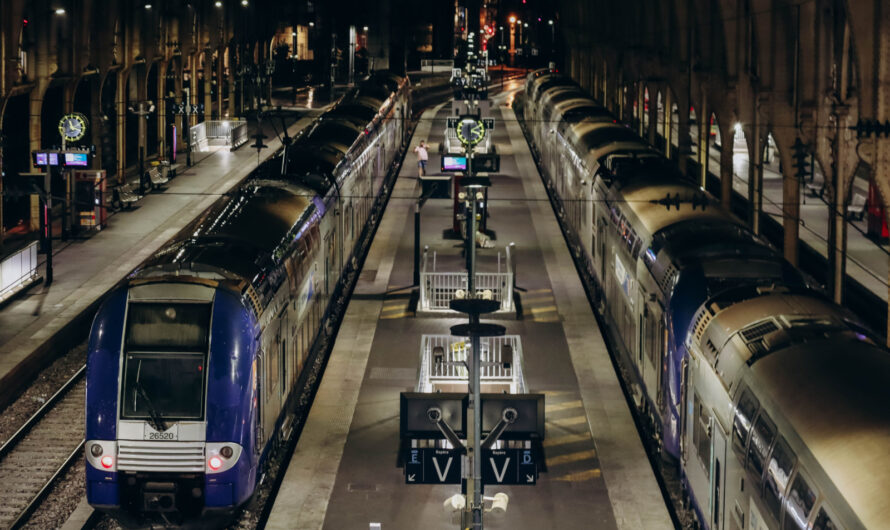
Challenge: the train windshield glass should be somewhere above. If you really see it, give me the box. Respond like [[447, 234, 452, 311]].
[[121, 353, 206, 421], [121, 302, 211, 422]]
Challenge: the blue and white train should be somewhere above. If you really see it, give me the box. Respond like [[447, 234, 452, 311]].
[[522, 69, 890, 530], [85, 72, 410, 520]]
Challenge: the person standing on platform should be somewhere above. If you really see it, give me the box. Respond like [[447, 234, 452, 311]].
[[414, 140, 429, 177]]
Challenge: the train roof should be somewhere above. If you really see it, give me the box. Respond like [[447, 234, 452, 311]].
[[754, 338, 890, 528], [617, 178, 730, 236], [135, 180, 319, 286]]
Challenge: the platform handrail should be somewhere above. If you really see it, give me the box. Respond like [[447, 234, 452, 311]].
[[419, 248, 513, 312], [190, 119, 248, 152], [0, 241, 41, 303], [416, 334, 526, 393]]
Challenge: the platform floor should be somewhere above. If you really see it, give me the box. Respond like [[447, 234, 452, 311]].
[[267, 85, 672, 530]]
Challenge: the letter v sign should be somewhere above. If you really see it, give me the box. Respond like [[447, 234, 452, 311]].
[[432, 456, 454, 482], [489, 457, 511, 482]]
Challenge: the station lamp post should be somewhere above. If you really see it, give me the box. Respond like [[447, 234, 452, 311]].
[[128, 101, 156, 195]]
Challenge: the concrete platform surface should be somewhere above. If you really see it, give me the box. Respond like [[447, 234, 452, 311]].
[[267, 85, 672, 530]]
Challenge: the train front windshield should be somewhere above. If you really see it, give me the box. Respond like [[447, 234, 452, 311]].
[[120, 302, 212, 422]]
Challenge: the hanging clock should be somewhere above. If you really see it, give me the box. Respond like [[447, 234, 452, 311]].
[[455, 116, 486, 147], [58, 113, 89, 143]]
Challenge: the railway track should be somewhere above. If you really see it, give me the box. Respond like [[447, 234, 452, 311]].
[[0, 366, 86, 530]]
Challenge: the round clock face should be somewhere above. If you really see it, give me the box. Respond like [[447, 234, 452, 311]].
[[59, 113, 88, 142], [456, 117, 485, 147]]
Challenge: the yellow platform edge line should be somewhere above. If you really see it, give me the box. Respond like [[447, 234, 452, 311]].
[[551, 468, 602, 482], [546, 449, 598, 467]]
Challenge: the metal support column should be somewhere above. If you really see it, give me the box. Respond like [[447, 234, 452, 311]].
[[414, 201, 421, 287], [748, 118, 764, 235], [663, 89, 673, 158], [647, 86, 658, 146], [720, 127, 734, 211], [782, 147, 801, 266], [697, 97, 709, 189]]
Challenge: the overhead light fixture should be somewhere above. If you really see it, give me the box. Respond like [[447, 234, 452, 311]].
[[214, 0, 222, 6], [241, 0, 247, 5], [363, 26, 369, 31], [54, 7, 66, 14], [309, 21, 314, 27], [508, 15, 516, 24], [144, 3, 152, 9]]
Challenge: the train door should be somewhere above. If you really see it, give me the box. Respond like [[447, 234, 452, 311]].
[[596, 218, 606, 282], [710, 420, 728, 530], [324, 230, 338, 295], [685, 368, 712, 520], [640, 302, 664, 404]]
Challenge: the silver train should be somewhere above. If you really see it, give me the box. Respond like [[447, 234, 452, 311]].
[[522, 69, 890, 530]]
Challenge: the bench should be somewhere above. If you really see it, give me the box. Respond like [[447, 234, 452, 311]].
[[805, 174, 824, 197], [113, 183, 142, 210], [848, 192, 866, 221], [147, 167, 169, 190]]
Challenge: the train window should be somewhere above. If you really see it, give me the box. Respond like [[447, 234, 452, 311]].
[[812, 506, 840, 530], [763, 437, 795, 521], [732, 387, 760, 457], [279, 339, 286, 399], [693, 394, 710, 469], [747, 411, 776, 479], [782, 473, 817, 530], [267, 343, 279, 401], [125, 302, 211, 352]]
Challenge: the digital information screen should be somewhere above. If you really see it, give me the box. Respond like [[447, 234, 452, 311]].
[[64, 152, 90, 167], [32, 151, 61, 167], [441, 155, 468, 172]]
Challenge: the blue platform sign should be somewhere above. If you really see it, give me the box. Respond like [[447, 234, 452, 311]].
[[481, 448, 537, 485], [405, 448, 462, 484]]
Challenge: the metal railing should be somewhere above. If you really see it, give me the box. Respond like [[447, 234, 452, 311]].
[[416, 334, 526, 393], [420, 59, 455, 73], [190, 119, 249, 152], [0, 241, 40, 303], [419, 246, 514, 312]]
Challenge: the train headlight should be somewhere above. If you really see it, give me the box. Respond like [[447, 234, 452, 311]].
[[205, 442, 243, 474], [86, 440, 116, 472]]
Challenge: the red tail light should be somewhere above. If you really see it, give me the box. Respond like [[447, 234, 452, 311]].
[[100, 455, 114, 469], [208, 456, 223, 470]]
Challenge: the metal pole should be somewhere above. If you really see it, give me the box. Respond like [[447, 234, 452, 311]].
[[414, 201, 421, 286], [45, 169, 54, 286], [464, 138, 482, 529], [138, 146, 145, 195]]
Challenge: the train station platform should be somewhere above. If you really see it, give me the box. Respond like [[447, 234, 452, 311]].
[[267, 87, 672, 529], [0, 107, 325, 407], [723, 144, 890, 301]]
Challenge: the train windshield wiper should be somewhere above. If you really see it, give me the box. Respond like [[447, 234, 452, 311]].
[[135, 379, 168, 433]]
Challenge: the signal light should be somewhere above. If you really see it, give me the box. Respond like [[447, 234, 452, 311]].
[[100, 455, 114, 469], [208, 456, 223, 470]]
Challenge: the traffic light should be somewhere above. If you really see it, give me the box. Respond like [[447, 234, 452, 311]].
[[791, 138, 808, 179]]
